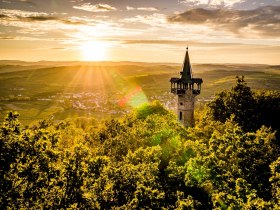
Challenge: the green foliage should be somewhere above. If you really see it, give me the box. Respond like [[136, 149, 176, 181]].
[[254, 90, 280, 138], [135, 100, 170, 119], [270, 157, 280, 208], [209, 76, 280, 134], [0, 112, 22, 208], [209, 76, 256, 131], [0, 84, 279, 209]]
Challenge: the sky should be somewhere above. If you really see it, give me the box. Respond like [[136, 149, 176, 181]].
[[0, 0, 279, 64]]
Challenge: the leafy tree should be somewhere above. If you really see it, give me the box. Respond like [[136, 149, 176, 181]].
[[209, 76, 256, 131], [254, 90, 280, 141], [270, 157, 280, 208], [209, 76, 280, 136], [0, 112, 22, 208]]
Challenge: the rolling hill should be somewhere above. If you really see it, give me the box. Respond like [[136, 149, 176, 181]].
[[0, 61, 279, 124]]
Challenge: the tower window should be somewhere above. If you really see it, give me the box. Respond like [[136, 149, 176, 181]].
[[179, 112, 182, 120], [180, 102, 183, 106]]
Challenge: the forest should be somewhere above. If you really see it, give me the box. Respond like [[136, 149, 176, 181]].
[[1, 77, 280, 209]]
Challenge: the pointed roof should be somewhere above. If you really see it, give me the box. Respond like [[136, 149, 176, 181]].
[[181, 47, 192, 82]]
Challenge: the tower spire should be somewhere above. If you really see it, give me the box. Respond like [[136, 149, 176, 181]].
[[181, 47, 192, 82]]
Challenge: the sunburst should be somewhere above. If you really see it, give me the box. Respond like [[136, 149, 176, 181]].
[[79, 41, 108, 61]]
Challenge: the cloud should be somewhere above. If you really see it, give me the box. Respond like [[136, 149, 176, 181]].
[[122, 39, 246, 47], [2, 0, 36, 5], [24, 16, 58, 21], [19, 0, 36, 7], [126, 6, 158, 11], [50, 47, 66, 50], [73, 3, 117, 12], [0, 9, 26, 16], [126, 6, 135, 11], [122, 13, 167, 27], [60, 19, 85, 25], [0, 9, 85, 25], [0, 9, 56, 20], [0, 14, 8, 18], [168, 6, 280, 37], [0, 35, 15, 40], [179, 0, 244, 8], [123, 39, 188, 45], [137, 7, 158, 11], [0, 8, 125, 43]]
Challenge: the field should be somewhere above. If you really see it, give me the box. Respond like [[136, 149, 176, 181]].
[[0, 61, 279, 125]]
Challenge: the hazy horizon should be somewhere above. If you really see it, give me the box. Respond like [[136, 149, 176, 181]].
[[1, 59, 279, 66]]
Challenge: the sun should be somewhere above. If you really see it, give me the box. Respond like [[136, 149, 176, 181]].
[[79, 41, 108, 61]]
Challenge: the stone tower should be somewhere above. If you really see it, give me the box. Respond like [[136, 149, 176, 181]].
[[170, 48, 203, 127]]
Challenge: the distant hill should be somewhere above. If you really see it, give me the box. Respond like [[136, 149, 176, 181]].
[[0, 62, 279, 124], [0, 60, 182, 67]]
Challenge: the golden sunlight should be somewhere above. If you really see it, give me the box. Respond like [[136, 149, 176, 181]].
[[79, 41, 108, 61]]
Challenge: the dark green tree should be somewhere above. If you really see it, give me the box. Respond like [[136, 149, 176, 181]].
[[209, 76, 257, 131], [0, 112, 22, 208]]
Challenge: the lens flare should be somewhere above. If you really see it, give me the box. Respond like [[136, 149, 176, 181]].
[[119, 86, 148, 108]]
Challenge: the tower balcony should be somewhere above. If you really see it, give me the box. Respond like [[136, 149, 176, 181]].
[[170, 77, 202, 96], [171, 88, 201, 95]]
